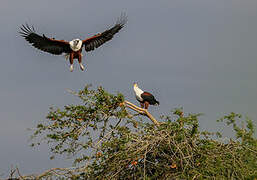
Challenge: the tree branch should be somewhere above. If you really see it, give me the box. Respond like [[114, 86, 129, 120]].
[[122, 100, 160, 126]]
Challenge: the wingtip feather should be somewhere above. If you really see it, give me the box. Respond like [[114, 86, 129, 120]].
[[116, 12, 128, 26], [20, 23, 35, 35]]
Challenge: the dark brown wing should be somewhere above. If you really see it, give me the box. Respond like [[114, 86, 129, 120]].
[[19, 24, 71, 55], [82, 13, 127, 52], [141, 92, 159, 105]]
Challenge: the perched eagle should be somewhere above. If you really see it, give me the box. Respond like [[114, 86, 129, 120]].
[[19, 14, 127, 71], [133, 83, 159, 109]]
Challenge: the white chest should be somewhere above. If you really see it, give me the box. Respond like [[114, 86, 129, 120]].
[[134, 87, 144, 102], [135, 94, 143, 102]]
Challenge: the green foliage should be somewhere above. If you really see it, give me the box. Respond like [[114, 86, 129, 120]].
[[31, 85, 126, 161], [30, 85, 257, 179]]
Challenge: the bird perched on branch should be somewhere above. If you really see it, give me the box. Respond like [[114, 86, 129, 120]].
[[133, 83, 159, 109], [19, 13, 127, 71]]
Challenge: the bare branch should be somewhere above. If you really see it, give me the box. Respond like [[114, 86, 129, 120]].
[[123, 100, 160, 126]]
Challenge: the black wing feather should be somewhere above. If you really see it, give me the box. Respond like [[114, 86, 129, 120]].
[[19, 24, 71, 55], [83, 13, 127, 52], [141, 92, 159, 105]]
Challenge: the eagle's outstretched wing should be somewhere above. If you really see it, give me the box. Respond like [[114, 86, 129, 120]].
[[82, 13, 127, 52], [19, 24, 71, 55]]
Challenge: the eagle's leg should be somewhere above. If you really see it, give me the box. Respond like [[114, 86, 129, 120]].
[[140, 102, 144, 108], [69, 53, 74, 72], [78, 53, 85, 71], [144, 102, 149, 109]]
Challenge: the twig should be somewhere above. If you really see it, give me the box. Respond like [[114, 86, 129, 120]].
[[16, 167, 25, 180], [93, 118, 122, 149], [143, 143, 149, 179], [35, 167, 74, 179]]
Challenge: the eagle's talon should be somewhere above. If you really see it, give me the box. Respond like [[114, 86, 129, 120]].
[[80, 64, 85, 71], [70, 65, 74, 72]]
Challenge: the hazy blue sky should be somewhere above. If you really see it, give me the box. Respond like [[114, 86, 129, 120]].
[[0, 0, 256, 176]]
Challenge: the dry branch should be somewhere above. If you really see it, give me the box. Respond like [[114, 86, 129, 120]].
[[123, 100, 160, 126]]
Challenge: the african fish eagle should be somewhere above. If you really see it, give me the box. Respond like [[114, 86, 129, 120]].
[[133, 83, 159, 109], [19, 14, 127, 71]]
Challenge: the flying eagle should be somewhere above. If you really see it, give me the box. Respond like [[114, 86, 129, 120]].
[[19, 14, 127, 71], [133, 83, 159, 109]]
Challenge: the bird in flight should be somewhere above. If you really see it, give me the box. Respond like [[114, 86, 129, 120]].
[[19, 13, 127, 71], [133, 83, 159, 109]]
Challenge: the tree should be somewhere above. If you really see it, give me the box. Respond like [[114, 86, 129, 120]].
[[10, 85, 257, 179]]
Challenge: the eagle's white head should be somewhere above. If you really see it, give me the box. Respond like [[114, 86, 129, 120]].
[[133, 83, 142, 91], [133, 83, 144, 100], [69, 39, 82, 52]]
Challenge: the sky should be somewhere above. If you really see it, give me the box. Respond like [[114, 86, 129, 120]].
[[0, 0, 257, 177]]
